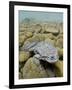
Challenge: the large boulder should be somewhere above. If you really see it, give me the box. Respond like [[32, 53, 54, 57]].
[[45, 27, 59, 35], [22, 57, 48, 79]]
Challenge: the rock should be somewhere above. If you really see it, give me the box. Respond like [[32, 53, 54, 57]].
[[22, 57, 48, 79], [57, 47, 63, 57], [59, 26, 63, 34], [23, 34, 45, 46], [19, 35, 27, 47], [25, 31, 33, 38], [40, 24, 45, 33], [43, 33, 56, 40], [45, 27, 59, 35], [45, 68, 55, 77], [23, 37, 40, 48], [19, 51, 31, 62], [20, 24, 42, 34], [23, 34, 56, 46], [39, 60, 63, 77], [19, 31, 33, 38], [54, 60, 63, 77], [19, 31, 25, 36], [57, 33, 63, 39], [56, 38, 63, 48], [32, 33, 56, 42], [58, 23, 63, 34], [33, 24, 42, 33], [33, 34, 45, 41], [55, 33, 63, 48], [19, 27, 27, 32], [19, 31, 33, 47], [20, 37, 39, 51], [45, 38, 55, 46]]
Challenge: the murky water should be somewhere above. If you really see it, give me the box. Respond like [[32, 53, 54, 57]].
[[19, 11, 63, 79]]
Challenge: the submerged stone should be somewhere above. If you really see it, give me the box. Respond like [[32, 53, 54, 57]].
[[22, 57, 48, 79], [19, 51, 31, 62], [45, 27, 59, 35], [54, 60, 63, 77], [56, 38, 63, 48]]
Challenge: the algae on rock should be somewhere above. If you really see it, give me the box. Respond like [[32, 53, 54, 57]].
[[19, 51, 31, 62], [22, 57, 48, 79], [54, 60, 63, 77]]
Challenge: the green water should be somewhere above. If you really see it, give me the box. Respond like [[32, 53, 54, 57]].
[[19, 10, 63, 23]]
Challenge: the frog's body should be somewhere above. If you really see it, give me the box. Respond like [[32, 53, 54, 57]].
[[21, 41, 59, 63]]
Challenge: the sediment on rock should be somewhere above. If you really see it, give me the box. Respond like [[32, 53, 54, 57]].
[[22, 57, 48, 79]]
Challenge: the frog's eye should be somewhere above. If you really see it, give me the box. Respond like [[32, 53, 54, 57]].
[[50, 56, 54, 60]]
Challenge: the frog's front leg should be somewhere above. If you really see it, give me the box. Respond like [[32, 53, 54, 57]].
[[34, 54, 40, 59]]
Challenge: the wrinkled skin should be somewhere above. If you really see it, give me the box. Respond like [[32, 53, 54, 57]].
[[21, 41, 59, 63]]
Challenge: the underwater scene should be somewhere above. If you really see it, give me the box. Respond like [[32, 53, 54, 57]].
[[19, 11, 63, 79]]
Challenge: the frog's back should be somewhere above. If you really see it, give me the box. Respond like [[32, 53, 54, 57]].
[[34, 42, 56, 57]]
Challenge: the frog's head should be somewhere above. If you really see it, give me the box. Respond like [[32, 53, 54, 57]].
[[46, 54, 59, 63], [45, 48, 59, 63], [34, 54, 58, 63]]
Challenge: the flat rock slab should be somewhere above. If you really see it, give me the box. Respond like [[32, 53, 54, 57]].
[[45, 27, 59, 35], [22, 57, 48, 79]]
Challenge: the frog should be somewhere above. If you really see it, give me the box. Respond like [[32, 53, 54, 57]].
[[21, 41, 59, 63]]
